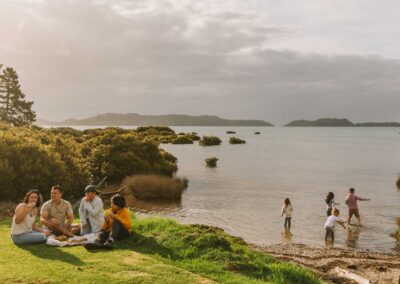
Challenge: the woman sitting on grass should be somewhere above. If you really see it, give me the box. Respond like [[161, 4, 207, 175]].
[[11, 190, 50, 245], [85, 194, 131, 250]]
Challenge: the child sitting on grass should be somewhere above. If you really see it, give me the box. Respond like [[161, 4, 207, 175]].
[[324, 208, 346, 243], [85, 194, 131, 250]]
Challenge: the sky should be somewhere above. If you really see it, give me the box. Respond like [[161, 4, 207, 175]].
[[0, 0, 399, 125]]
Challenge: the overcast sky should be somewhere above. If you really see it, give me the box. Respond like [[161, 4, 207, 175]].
[[1, 0, 399, 125]]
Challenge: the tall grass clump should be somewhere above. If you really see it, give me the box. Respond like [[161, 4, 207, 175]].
[[123, 174, 188, 200], [229, 137, 246, 144], [396, 174, 400, 190], [199, 136, 222, 146], [205, 157, 218, 168]]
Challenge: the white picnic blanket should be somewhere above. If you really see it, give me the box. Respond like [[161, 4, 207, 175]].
[[46, 233, 96, 247]]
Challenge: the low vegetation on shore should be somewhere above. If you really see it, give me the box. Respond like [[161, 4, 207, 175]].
[[0, 124, 178, 202], [0, 216, 321, 284]]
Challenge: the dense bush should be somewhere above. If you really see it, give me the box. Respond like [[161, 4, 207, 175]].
[[199, 136, 222, 146], [254, 131, 261, 135], [185, 133, 200, 141], [123, 174, 188, 200], [172, 136, 194, 144], [205, 157, 218, 168], [396, 175, 400, 190], [226, 131, 236, 134], [0, 124, 178, 201], [229, 137, 246, 144]]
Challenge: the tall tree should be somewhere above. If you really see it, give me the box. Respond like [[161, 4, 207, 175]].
[[0, 65, 36, 126]]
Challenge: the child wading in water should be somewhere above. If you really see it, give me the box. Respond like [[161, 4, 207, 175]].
[[324, 208, 346, 243], [281, 198, 293, 229], [325, 192, 340, 216]]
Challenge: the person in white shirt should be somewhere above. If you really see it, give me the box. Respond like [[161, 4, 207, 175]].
[[11, 190, 50, 245], [324, 208, 346, 243], [281, 198, 293, 229], [78, 185, 104, 235]]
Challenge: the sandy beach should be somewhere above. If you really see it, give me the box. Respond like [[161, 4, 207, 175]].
[[256, 243, 400, 284]]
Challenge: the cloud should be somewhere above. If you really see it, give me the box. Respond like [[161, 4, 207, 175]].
[[0, 0, 399, 124]]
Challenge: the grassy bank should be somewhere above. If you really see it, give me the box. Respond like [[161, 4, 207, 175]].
[[0, 216, 320, 284]]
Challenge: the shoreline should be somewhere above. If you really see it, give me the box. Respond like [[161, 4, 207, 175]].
[[255, 243, 400, 283], [2, 202, 399, 283]]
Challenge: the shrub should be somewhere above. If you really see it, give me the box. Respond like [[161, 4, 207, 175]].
[[396, 175, 400, 190], [199, 136, 222, 146], [123, 174, 188, 200], [254, 131, 261, 135], [226, 131, 236, 134], [172, 136, 194, 144], [185, 133, 201, 141], [136, 126, 175, 135], [205, 157, 218, 168], [229, 137, 246, 144]]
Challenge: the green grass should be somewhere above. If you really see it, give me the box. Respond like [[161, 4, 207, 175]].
[[0, 217, 321, 284]]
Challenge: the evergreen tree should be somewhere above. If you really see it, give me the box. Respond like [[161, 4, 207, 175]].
[[0, 65, 36, 126]]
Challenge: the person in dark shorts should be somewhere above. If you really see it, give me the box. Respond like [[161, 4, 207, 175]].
[[324, 208, 346, 243], [345, 188, 370, 226]]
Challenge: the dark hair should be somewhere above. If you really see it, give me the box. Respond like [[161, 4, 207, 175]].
[[111, 194, 126, 209], [326, 192, 334, 204], [349, 188, 355, 193], [23, 189, 43, 208], [51, 185, 63, 194], [284, 198, 291, 206]]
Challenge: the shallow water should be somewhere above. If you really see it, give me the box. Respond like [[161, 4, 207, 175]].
[[153, 127, 399, 253], [59, 125, 400, 253]]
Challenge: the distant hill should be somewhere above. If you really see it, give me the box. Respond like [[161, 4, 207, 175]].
[[354, 122, 400, 127], [285, 118, 354, 127], [38, 113, 273, 126], [285, 118, 400, 127]]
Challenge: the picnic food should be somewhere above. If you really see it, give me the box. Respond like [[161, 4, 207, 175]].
[[55, 235, 68, 241]]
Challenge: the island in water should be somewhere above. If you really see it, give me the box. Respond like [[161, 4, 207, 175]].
[[285, 118, 400, 127], [37, 113, 273, 126]]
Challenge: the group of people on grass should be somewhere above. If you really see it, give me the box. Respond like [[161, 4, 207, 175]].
[[281, 187, 370, 244], [10, 185, 132, 250]]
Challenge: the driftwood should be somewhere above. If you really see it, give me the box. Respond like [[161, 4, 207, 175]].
[[99, 186, 126, 199], [335, 267, 370, 284], [96, 176, 108, 189]]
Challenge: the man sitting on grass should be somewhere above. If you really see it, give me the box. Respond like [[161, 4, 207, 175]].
[[40, 185, 76, 237], [78, 185, 104, 235], [85, 194, 131, 250]]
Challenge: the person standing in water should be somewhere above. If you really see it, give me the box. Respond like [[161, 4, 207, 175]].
[[325, 192, 340, 216], [281, 198, 293, 230], [324, 208, 346, 243], [345, 188, 370, 226]]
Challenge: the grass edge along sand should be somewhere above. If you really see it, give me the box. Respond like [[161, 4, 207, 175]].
[[0, 216, 321, 284]]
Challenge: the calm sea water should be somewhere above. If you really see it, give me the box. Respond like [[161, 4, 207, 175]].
[[160, 127, 400, 253], [59, 126, 400, 253]]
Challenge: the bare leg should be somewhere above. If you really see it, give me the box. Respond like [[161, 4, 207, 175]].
[[49, 224, 74, 237]]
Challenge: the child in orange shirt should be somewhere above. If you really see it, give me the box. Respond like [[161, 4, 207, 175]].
[[85, 194, 131, 250]]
